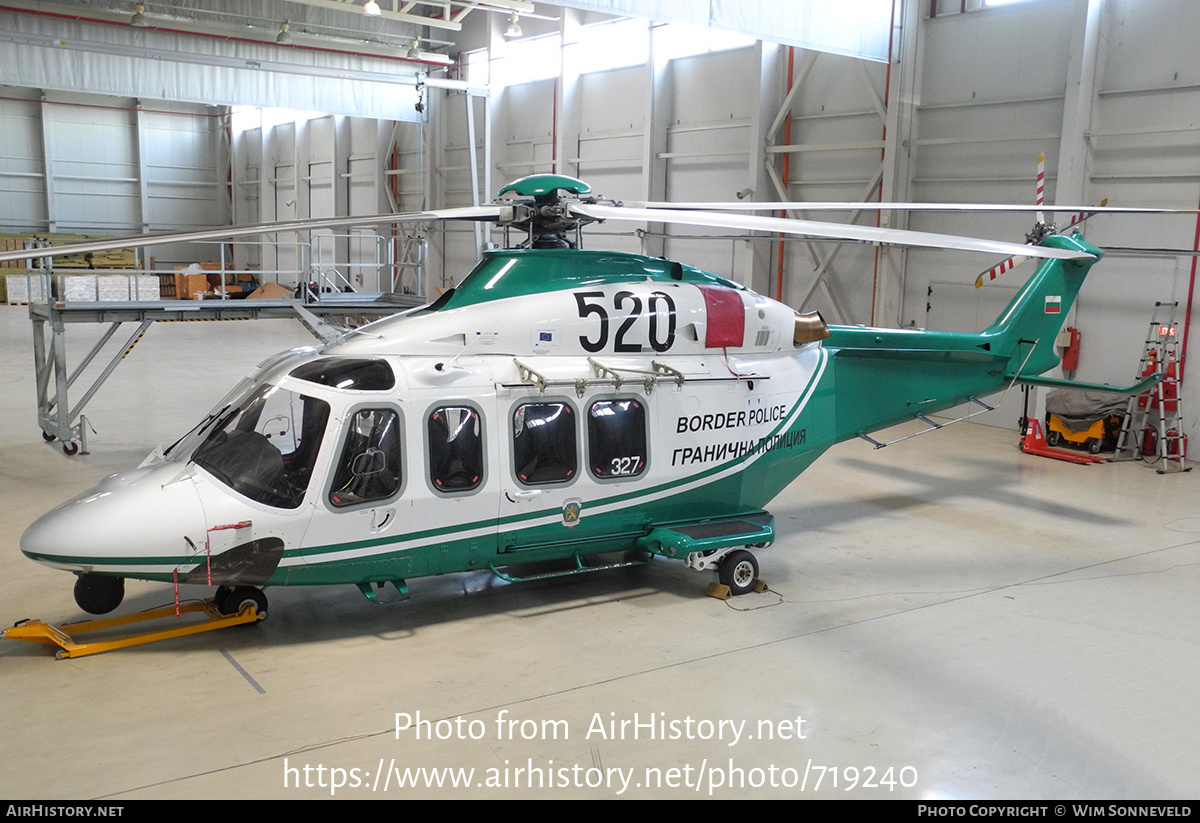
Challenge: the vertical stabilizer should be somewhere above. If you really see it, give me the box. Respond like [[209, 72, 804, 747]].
[[981, 233, 1104, 376]]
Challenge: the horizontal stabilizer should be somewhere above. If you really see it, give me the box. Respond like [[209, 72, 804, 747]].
[[1007, 373, 1164, 395]]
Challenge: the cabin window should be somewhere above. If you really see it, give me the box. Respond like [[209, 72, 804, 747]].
[[588, 399, 647, 479], [512, 401, 577, 485], [290, 358, 395, 391], [192, 385, 330, 509], [428, 406, 484, 493], [329, 408, 403, 508]]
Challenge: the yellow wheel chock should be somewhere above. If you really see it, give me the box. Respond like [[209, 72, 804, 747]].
[[4, 599, 263, 659]]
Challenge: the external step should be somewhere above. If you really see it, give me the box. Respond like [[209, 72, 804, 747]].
[[637, 512, 773, 560]]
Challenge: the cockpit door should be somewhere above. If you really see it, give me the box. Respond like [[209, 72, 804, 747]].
[[299, 403, 413, 581]]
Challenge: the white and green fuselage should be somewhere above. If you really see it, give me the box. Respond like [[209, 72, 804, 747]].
[[21, 233, 1101, 597]]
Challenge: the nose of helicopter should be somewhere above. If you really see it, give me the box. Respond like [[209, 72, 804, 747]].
[[20, 463, 207, 576]]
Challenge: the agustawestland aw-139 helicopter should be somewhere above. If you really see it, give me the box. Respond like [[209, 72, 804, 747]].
[[2, 173, 1149, 634]]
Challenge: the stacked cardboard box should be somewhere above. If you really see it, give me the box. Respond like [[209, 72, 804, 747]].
[[60, 274, 97, 302], [174, 262, 223, 300], [0, 237, 25, 270], [5, 273, 50, 304], [172, 263, 255, 299], [87, 249, 138, 269], [95, 274, 159, 301]]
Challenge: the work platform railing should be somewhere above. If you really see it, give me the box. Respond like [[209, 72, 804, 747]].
[[9, 232, 428, 455]]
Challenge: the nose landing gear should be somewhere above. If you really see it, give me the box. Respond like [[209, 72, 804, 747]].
[[74, 574, 125, 615]]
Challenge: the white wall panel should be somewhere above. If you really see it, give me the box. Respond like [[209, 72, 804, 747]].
[[661, 48, 757, 281], [44, 99, 140, 231], [919, 1, 1076, 104], [574, 66, 646, 256], [768, 48, 891, 323], [140, 108, 224, 230], [307, 116, 336, 219], [0, 91, 47, 230], [347, 118, 389, 217], [496, 80, 558, 181], [0, 89, 224, 240]]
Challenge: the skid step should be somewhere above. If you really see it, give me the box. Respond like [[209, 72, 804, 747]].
[[4, 599, 263, 659], [637, 514, 774, 559], [490, 551, 653, 584]]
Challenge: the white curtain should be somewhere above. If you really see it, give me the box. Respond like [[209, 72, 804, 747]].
[[0, 11, 423, 120], [550, 0, 893, 62]]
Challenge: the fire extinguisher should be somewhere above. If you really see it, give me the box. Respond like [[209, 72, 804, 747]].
[[1164, 428, 1187, 458], [1060, 327, 1081, 371], [1142, 427, 1157, 456]]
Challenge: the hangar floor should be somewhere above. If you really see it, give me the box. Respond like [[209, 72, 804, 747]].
[[0, 303, 1196, 800]]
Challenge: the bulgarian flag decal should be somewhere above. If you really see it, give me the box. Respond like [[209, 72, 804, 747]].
[[1045, 295, 1062, 314]]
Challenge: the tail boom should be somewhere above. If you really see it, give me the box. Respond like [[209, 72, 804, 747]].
[[823, 233, 1103, 442]]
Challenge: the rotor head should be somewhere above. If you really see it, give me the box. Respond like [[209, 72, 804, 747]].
[[495, 174, 609, 249]]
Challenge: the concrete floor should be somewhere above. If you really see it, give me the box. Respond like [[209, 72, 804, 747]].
[[0, 303, 1196, 800]]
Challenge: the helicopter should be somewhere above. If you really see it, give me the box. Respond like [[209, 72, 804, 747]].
[[3, 173, 1111, 622]]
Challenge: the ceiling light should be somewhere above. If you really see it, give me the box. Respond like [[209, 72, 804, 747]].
[[363, 1, 382, 17], [504, 12, 522, 38], [406, 39, 421, 60], [131, 3, 148, 27], [276, 22, 293, 45]]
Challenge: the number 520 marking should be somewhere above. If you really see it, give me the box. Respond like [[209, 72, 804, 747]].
[[574, 290, 677, 354]]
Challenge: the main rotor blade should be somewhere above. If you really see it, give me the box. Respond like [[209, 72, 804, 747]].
[[0, 206, 502, 264], [571, 204, 1096, 260], [627, 200, 1195, 214]]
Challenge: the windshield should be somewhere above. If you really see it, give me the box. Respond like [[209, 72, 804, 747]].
[[191, 383, 330, 509]]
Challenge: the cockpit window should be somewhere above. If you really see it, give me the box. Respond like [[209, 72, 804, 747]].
[[290, 358, 395, 391], [329, 408, 403, 508], [192, 385, 330, 509]]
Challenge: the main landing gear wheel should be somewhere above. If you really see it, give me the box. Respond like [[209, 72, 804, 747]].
[[212, 585, 233, 613], [220, 586, 268, 623], [74, 574, 125, 614], [719, 550, 759, 596]]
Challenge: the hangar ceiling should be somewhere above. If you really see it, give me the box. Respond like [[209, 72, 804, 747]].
[[0, 0, 520, 117], [0, 0, 896, 115], [547, 0, 893, 61]]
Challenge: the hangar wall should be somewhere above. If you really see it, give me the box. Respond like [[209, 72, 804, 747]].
[[0, 0, 1196, 441], [388, 0, 1200, 441], [903, 0, 1200, 437], [0, 88, 226, 235]]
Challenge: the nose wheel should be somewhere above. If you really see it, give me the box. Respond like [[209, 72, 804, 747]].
[[74, 574, 125, 614]]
